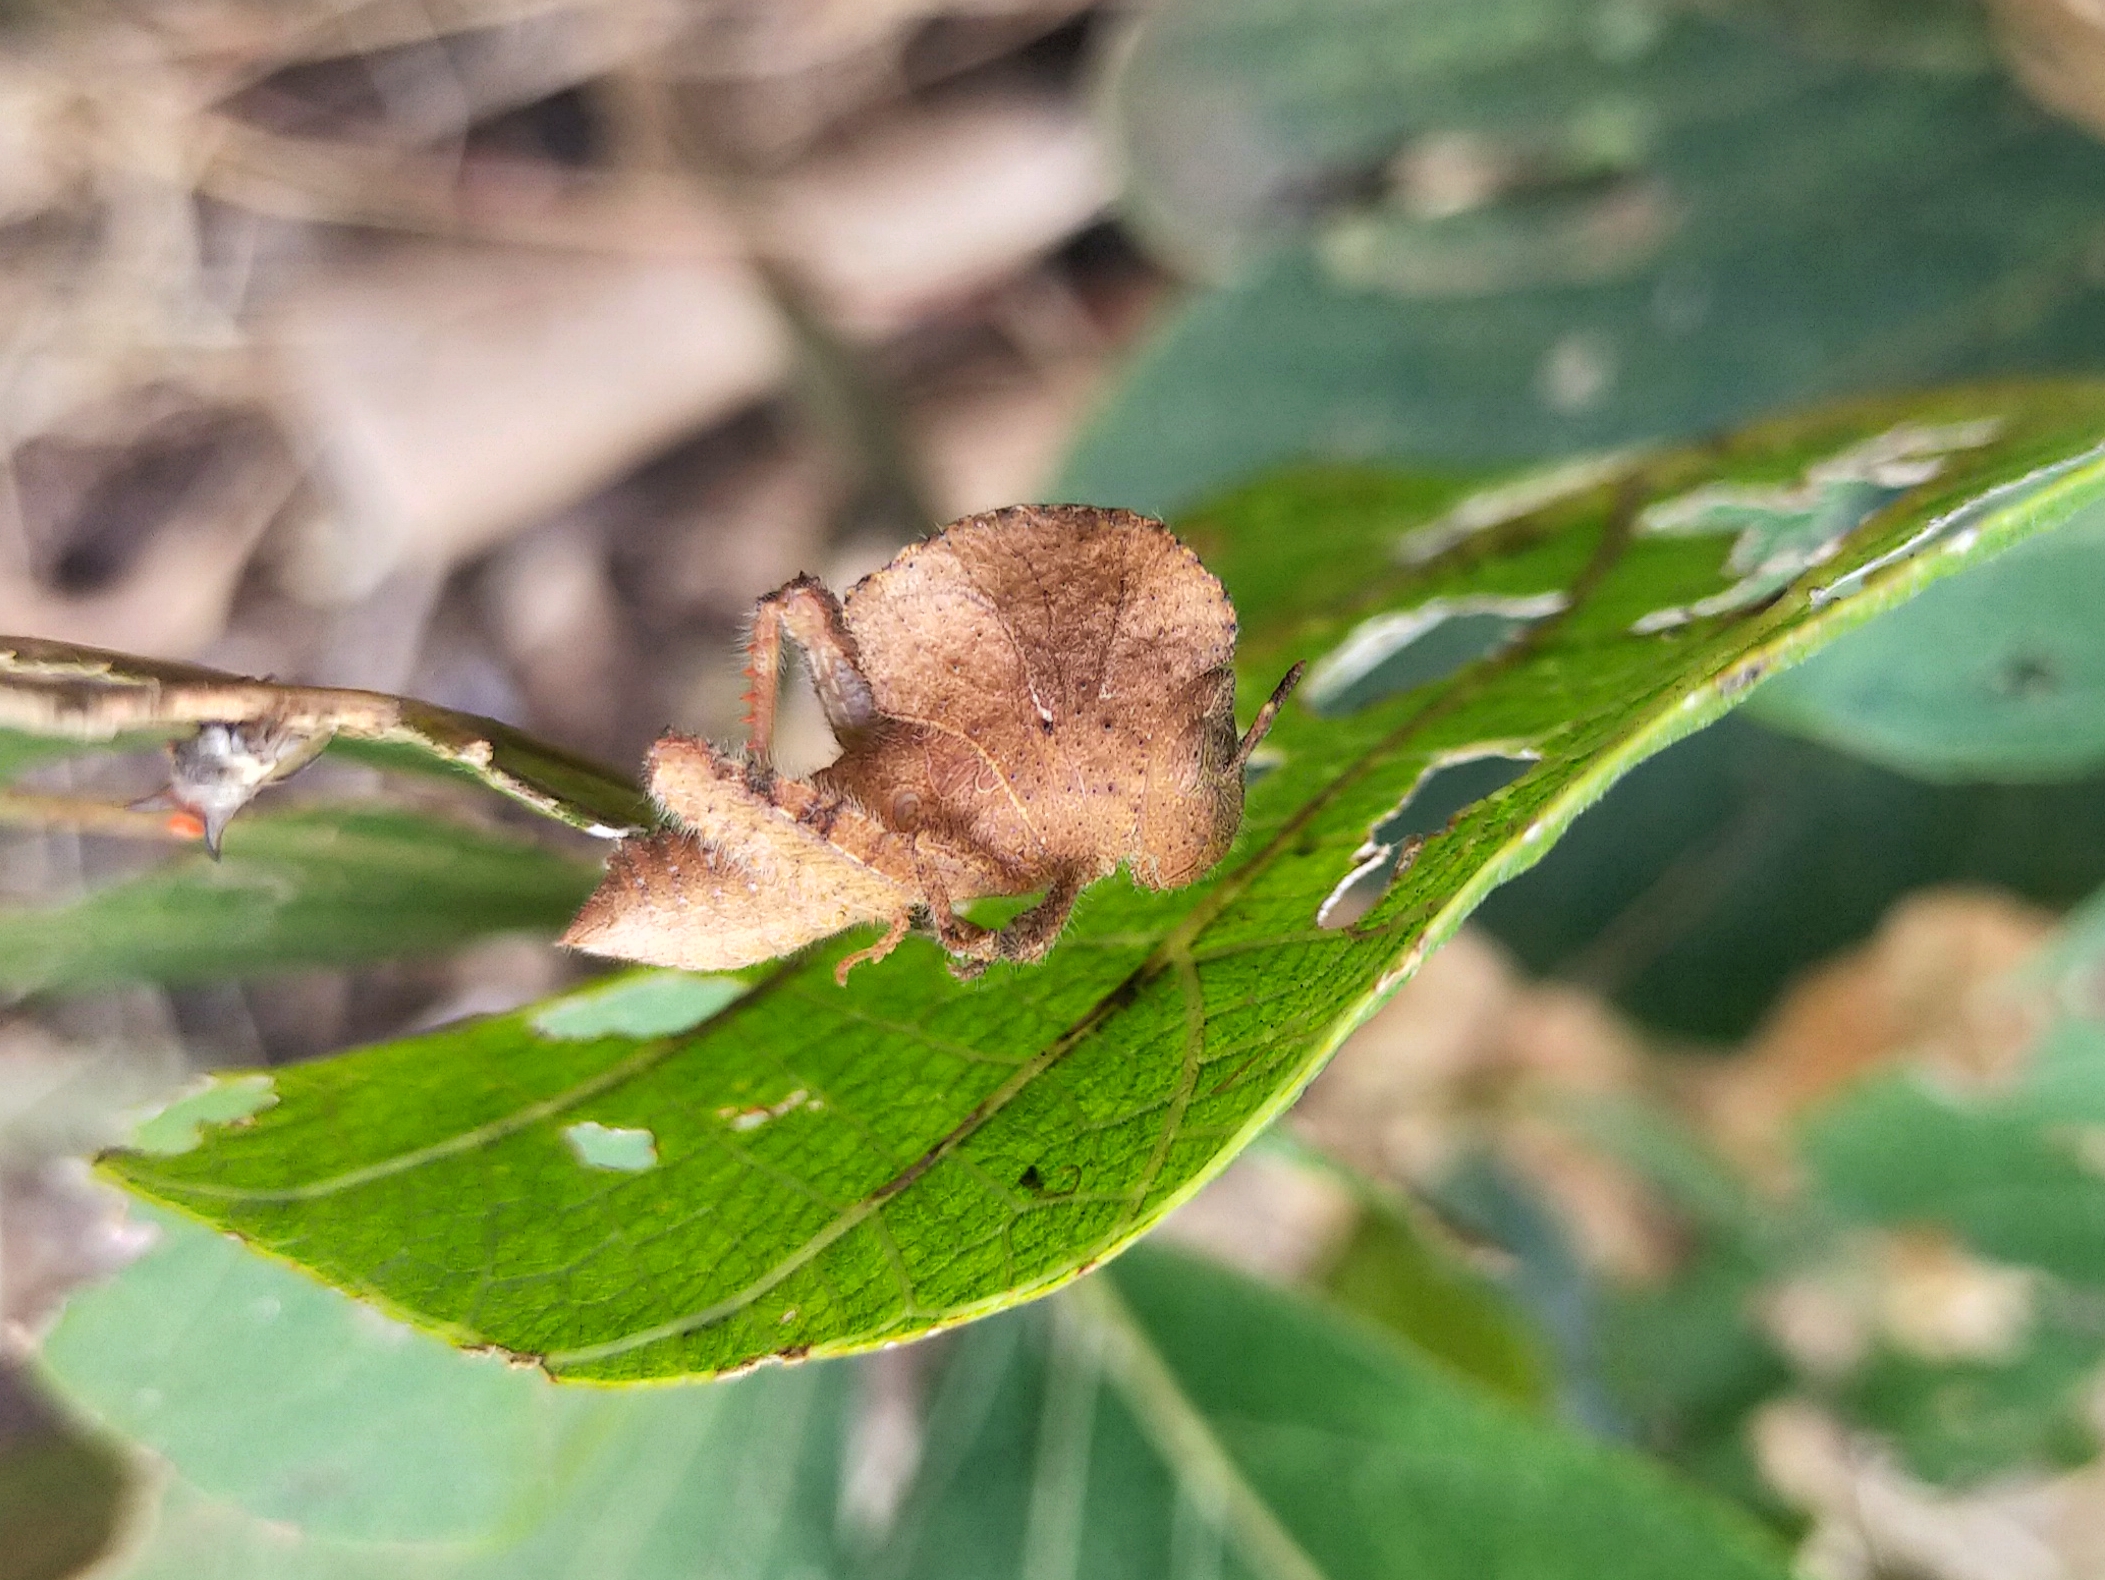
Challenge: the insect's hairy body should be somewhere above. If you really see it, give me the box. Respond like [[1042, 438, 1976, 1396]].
[[564, 505, 1298, 982]]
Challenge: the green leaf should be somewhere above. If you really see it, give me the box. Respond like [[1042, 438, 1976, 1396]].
[[881, 1250, 1790, 1580], [0, 637, 648, 836], [1599, 1248, 1789, 1482], [1779, 1019, 2105, 1486], [1607, 879, 2105, 1491], [1069, 8, 2105, 515], [1836, 1300, 2105, 1486], [1316, 1198, 1553, 1407], [1258, 1129, 1555, 1404], [1802, 872, 2105, 1282], [1804, 1015, 2105, 1287], [40, 1208, 601, 1542], [39, 1208, 849, 1575], [0, 805, 597, 992], [0, 726, 174, 785], [96, 385, 2105, 1380], [1474, 710, 2105, 1038], [1748, 501, 2105, 779], [1108, 0, 1769, 275], [51, 1236, 1785, 1579]]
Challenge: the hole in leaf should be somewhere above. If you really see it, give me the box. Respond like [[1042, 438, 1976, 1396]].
[[1397, 452, 1636, 565], [1811, 438, 2105, 609], [1632, 419, 2004, 632], [718, 1089, 811, 1132], [1302, 594, 1567, 716], [531, 970, 746, 1040], [561, 1121, 658, 1172], [1317, 751, 1535, 929], [127, 1074, 277, 1156]]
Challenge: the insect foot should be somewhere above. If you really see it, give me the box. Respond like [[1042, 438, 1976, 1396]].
[[562, 504, 1303, 983]]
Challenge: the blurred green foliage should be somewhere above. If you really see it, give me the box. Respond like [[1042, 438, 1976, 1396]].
[[1067, 1, 2105, 514], [0, 806, 597, 993]]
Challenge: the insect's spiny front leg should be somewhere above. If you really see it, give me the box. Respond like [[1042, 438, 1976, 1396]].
[[744, 574, 879, 768]]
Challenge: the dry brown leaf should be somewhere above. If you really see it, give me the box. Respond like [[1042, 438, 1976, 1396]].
[[0, 394, 299, 658], [635, 441, 834, 628], [217, 3, 644, 147], [200, 120, 744, 260], [565, 505, 1300, 980], [480, 514, 633, 758], [673, 0, 1097, 163], [1694, 887, 2056, 1181], [912, 346, 1106, 519], [1293, 928, 1681, 1282], [0, 58, 84, 225], [1753, 1397, 2089, 1580], [1989, 0, 2105, 139], [681, 0, 1093, 81], [267, 246, 789, 599], [759, 88, 1112, 334]]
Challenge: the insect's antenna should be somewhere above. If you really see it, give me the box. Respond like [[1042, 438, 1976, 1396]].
[[1233, 661, 1306, 770]]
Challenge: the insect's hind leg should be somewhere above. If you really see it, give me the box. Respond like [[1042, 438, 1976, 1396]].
[[745, 575, 879, 766], [933, 871, 1085, 981], [905, 850, 1003, 979], [990, 872, 1084, 965]]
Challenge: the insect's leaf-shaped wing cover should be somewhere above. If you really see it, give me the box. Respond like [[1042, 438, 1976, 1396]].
[[841, 506, 1242, 881]]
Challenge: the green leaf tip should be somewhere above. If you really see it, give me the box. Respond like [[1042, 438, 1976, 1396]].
[[1751, 470, 2105, 780]]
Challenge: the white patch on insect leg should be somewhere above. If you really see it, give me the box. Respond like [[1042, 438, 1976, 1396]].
[[151, 720, 330, 853]]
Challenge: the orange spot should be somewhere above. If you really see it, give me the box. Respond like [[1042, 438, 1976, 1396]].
[[164, 810, 207, 841]]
